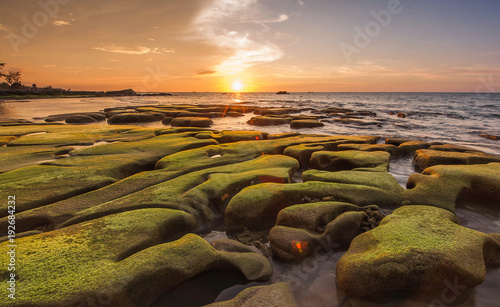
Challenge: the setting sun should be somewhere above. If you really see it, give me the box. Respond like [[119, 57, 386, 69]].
[[232, 81, 243, 92]]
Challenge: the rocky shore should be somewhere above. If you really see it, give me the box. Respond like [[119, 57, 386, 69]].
[[0, 103, 500, 306]]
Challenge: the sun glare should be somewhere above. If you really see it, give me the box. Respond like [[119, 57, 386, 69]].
[[232, 81, 243, 92]]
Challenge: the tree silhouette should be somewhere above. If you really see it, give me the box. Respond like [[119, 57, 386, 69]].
[[5, 71, 21, 85]]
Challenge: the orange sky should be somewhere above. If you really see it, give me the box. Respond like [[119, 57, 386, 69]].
[[1, 0, 499, 92]]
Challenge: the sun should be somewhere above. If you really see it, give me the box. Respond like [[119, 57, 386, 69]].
[[232, 81, 243, 92]]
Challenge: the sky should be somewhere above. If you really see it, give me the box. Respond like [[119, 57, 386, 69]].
[[1, 0, 500, 92]]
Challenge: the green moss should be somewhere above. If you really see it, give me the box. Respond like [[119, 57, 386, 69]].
[[336, 205, 500, 296], [310, 150, 391, 171]]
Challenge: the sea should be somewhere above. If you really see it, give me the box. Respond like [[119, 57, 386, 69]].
[[1, 92, 499, 155], [1, 92, 500, 306]]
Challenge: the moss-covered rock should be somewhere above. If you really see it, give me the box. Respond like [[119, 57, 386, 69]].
[[0, 209, 272, 307], [205, 282, 298, 307], [247, 116, 292, 126], [55, 155, 299, 229], [303, 169, 404, 195], [5, 125, 157, 146], [195, 131, 269, 143], [0, 145, 73, 173], [336, 205, 500, 297], [270, 203, 377, 260], [396, 140, 431, 155], [0, 134, 217, 215], [0, 135, 16, 146], [336, 143, 398, 156], [413, 149, 500, 171], [171, 117, 214, 128], [290, 119, 324, 129], [107, 112, 165, 124], [310, 150, 391, 171], [225, 180, 402, 231], [405, 162, 500, 212]]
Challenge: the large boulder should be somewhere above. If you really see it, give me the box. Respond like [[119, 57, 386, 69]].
[[336, 205, 500, 296]]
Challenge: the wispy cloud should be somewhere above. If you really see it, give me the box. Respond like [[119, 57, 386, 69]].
[[192, 0, 286, 75], [52, 20, 71, 26], [197, 70, 217, 75], [92, 44, 175, 55], [0, 23, 8, 31]]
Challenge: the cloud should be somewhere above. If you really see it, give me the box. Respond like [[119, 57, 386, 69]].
[[191, 0, 286, 75], [197, 70, 217, 75], [92, 44, 175, 55], [52, 20, 71, 26], [0, 23, 8, 31]]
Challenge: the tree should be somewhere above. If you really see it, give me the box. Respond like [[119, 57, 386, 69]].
[[0, 62, 5, 77], [5, 71, 21, 85]]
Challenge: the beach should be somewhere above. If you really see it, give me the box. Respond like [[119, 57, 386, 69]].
[[1, 94, 500, 306]]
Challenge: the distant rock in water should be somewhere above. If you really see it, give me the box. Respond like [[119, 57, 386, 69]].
[[276, 91, 289, 95]]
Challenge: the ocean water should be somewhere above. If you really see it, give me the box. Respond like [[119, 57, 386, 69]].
[[2, 92, 500, 306], [2, 92, 499, 155]]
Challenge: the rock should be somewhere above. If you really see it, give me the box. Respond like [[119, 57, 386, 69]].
[[0, 145, 73, 173], [0, 209, 272, 307], [194, 131, 269, 143], [284, 144, 325, 167], [247, 116, 292, 126], [413, 149, 500, 171], [385, 138, 412, 146], [479, 131, 500, 140], [310, 150, 391, 171], [171, 117, 214, 128], [108, 112, 165, 124], [336, 143, 398, 156], [0, 136, 16, 146], [397, 112, 406, 118], [65, 115, 98, 124], [225, 179, 403, 232], [205, 282, 298, 307], [427, 144, 481, 153], [269, 202, 381, 260], [290, 119, 324, 129], [178, 112, 224, 118], [161, 117, 174, 125], [33, 155, 299, 231], [336, 205, 500, 297], [405, 162, 500, 212], [396, 140, 431, 155], [0, 133, 217, 215]]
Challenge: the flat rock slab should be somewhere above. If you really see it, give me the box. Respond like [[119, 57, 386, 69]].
[[290, 119, 325, 129], [171, 117, 214, 128], [414, 149, 500, 171]]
